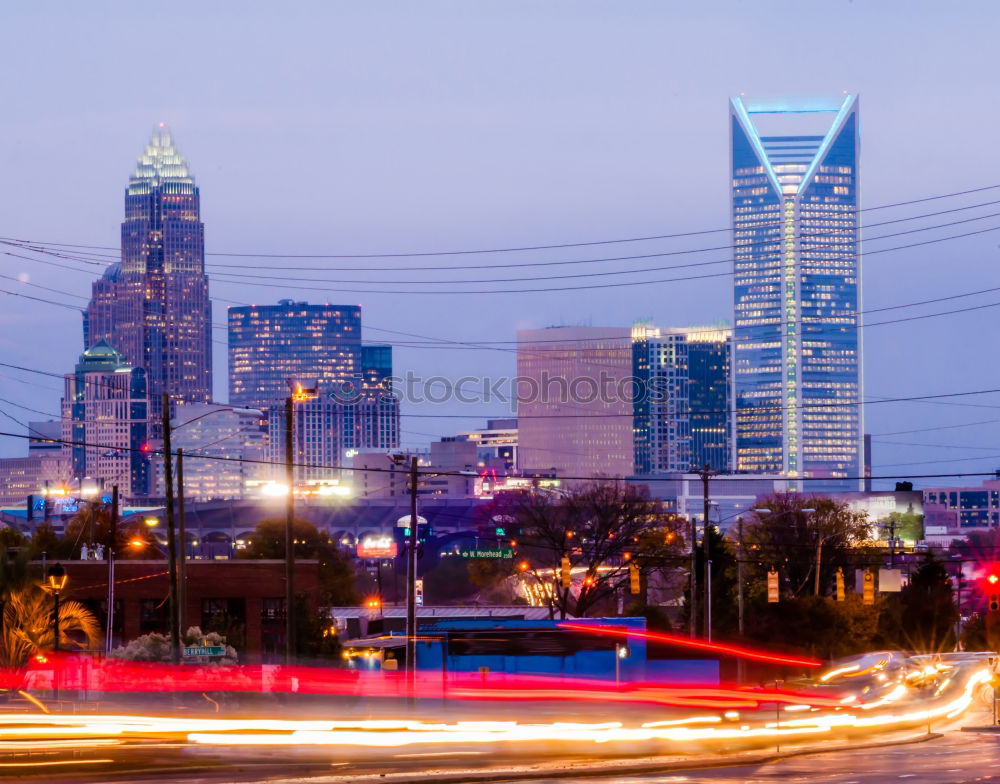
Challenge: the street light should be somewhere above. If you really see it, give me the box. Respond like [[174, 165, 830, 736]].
[[46, 562, 67, 655]]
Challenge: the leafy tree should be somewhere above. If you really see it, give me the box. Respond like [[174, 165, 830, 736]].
[[746, 594, 880, 660], [878, 553, 957, 652], [422, 555, 477, 604], [238, 517, 325, 559], [498, 481, 685, 619], [30, 523, 61, 560], [239, 517, 359, 607], [743, 494, 871, 600], [680, 524, 738, 638], [0, 586, 101, 668]]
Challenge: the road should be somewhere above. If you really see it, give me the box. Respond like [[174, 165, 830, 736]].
[[508, 732, 1000, 784]]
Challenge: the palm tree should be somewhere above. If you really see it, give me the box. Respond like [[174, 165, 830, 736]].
[[0, 587, 101, 670]]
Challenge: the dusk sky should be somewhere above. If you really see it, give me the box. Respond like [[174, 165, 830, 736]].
[[2, 1, 999, 488]]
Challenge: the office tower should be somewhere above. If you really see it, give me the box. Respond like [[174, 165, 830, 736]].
[[632, 325, 732, 475], [60, 341, 150, 499], [516, 327, 633, 480], [265, 393, 400, 487], [730, 95, 862, 490], [228, 300, 364, 407], [170, 404, 266, 500], [84, 125, 212, 425]]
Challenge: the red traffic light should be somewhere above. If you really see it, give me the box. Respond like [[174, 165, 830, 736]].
[[988, 573, 1000, 586]]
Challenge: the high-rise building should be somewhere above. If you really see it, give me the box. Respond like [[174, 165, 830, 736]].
[[228, 300, 364, 408], [228, 299, 399, 484], [265, 393, 400, 488], [60, 341, 150, 499], [85, 126, 212, 424], [170, 404, 267, 501], [632, 325, 732, 474], [730, 95, 862, 490], [516, 327, 633, 480]]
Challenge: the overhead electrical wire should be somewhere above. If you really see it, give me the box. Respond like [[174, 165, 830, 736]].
[[0, 426, 997, 484], [3, 182, 999, 260]]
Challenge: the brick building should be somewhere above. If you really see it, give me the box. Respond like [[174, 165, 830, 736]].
[[54, 559, 320, 662]]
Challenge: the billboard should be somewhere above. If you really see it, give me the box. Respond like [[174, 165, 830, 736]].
[[357, 534, 397, 559]]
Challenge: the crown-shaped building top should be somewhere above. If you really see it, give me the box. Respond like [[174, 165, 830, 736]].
[[128, 123, 194, 192]]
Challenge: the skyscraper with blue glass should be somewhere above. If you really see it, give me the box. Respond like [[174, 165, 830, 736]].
[[730, 95, 861, 490]]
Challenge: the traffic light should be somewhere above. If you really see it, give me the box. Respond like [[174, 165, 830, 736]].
[[629, 562, 640, 595], [835, 568, 845, 602], [767, 570, 779, 603], [863, 569, 875, 605], [560, 556, 571, 588], [990, 596, 1000, 613]]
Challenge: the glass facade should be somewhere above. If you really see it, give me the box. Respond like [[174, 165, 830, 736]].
[[632, 325, 732, 474], [229, 299, 400, 479], [730, 96, 862, 490], [228, 299, 364, 408], [84, 126, 212, 427]]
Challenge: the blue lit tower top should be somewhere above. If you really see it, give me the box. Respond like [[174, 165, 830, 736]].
[[730, 95, 861, 490]]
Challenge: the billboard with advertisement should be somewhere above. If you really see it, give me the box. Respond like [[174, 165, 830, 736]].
[[357, 534, 397, 559]]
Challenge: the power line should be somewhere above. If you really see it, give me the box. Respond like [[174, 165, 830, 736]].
[[0, 426, 998, 485], [5, 182, 998, 260]]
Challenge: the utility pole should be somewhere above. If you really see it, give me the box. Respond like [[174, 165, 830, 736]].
[[406, 456, 419, 687], [689, 510, 698, 639], [177, 448, 186, 634], [284, 396, 295, 666], [700, 463, 712, 641], [736, 516, 745, 683], [106, 485, 118, 654], [161, 392, 180, 665]]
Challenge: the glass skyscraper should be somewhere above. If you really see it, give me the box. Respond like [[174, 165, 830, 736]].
[[85, 125, 212, 426], [228, 299, 366, 407], [730, 95, 862, 489], [632, 325, 732, 474]]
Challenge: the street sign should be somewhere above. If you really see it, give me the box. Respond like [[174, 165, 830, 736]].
[[459, 548, 514, 559], [767, 570, 779, 603], [183, 645, 225, 658]]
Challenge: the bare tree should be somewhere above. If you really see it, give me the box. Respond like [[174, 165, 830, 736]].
[[504, 481, 685, 619], [743, 494, 871, 599]]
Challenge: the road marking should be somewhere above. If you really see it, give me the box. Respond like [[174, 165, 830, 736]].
[[899, 776, 916, 779]]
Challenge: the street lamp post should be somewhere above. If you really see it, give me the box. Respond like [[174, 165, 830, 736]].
[[47, 562, 67, 700]]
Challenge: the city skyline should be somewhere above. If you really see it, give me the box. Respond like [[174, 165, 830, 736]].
[[2, 2, 999, 489]]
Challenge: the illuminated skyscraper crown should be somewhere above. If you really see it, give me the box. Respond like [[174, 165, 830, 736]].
[[128, 124, 194, 194]]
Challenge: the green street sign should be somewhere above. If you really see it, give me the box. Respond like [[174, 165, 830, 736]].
[[459, 548, 514, 559], [183, 645, 225, 658]]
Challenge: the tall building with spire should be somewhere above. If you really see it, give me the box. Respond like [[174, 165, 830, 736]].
[[730, 95, 862, 490], [85, 125, 212, 428]]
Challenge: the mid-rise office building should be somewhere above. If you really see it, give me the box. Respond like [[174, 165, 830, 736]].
[[730, 95, 862, 490], [60, 341, 150, 499], [265, 392, 400, 487], [85, 126, 212, 425], [170, 404, 267, 501], [632, 325, 732, 474], [516, 327, 633, 480]]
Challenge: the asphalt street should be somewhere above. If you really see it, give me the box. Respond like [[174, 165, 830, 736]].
[[509, 731, 1000, 784]]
